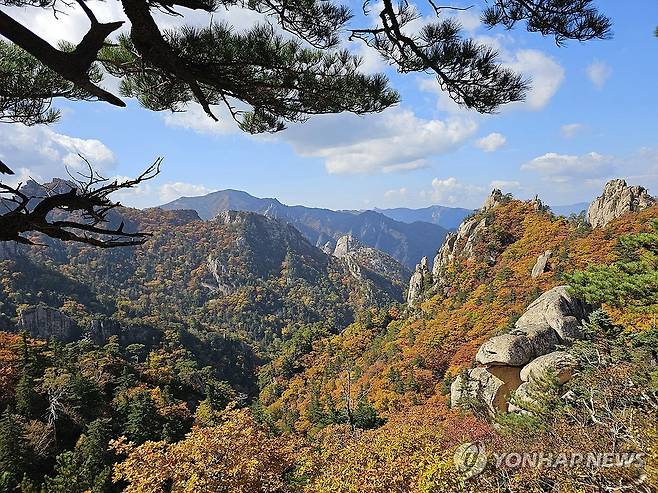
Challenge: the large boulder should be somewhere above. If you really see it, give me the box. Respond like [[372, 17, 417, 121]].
[[476, 286, 589, 366], [18, 306, 80, 342], [587, 179, 656, 228], [531, 250, 552, 278], [476, 333, 534, 366], [520, 351, 578, 384], [515, 285, 589, 342], [451, 368, 505, 415]]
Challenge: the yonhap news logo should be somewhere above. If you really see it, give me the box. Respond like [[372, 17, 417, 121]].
[[453, 442, 647, 481]]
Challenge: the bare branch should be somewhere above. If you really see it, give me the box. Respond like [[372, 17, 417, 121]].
[[0, 158, 162, 248]]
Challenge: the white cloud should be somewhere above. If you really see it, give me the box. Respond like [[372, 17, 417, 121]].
[[421, 47, 565, 113], [506, 49, 565, 110], [521, 152, 616, 183], [476, 132, 507, 152], [586, 60, 612, 89], [163, 104, 241, 135], [280, 109, 478, 174], [111, 180, 214, 208], [490, 179, 521, 191], [425, 177, 486, 206], [384, 187, 408, 200], [159, 182, 214, 202], [0, 124, 116, 185], [560, 123, 585, 138]]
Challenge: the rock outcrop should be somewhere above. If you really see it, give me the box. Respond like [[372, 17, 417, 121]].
[[332, 234, 411, 289], [407, 256, 432, 307], [89, 318, 161, 347], [88, 318, 124, 346], [519, 351, 578, 384], [18, 306, 80, 342], [450, 368, 505, 415], [333, 234, 355, 258], [455, 286, 591, 414], [431, 189, 505, 288], [531, 250, 552, 278], [476, 333, 535, 366], [482, 189, 504, 211], [515, 286, 589, 341], [476, 286, 588, 366], [587, 179, 655, 228]]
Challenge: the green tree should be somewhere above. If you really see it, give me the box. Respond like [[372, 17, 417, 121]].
[[0, 409, 28, 487], [568, 219, 658, 310], [124, 391, 162, 443]]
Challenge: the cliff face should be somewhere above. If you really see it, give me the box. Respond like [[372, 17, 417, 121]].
[[587, 179, 655, 228], [18, 306, 80, 342], [407, 189, 507, 306]]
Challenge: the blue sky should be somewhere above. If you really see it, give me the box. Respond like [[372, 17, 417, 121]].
[[2, 1, 658, 210]]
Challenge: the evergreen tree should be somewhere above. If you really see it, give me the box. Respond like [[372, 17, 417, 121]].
[[124, 392, 162, 444], [76, 419, 112, 490], [568, 219, 658, 310], [0, 409, 28, 487]]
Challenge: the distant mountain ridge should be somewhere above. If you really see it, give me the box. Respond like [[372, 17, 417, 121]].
[[374, 205, 473, 230], [549, 202, 590, 217], [160, 190, 449, 269]]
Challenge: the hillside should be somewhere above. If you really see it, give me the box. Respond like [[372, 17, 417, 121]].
[[0, 207, 406, 376], [0, 181, 656, 492], [160, 189, 449, 268]]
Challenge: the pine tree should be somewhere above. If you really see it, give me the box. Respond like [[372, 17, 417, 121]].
[[124, 392, 162, 444], [0, 408, 28, 487]]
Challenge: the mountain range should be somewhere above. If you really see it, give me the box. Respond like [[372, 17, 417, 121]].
[[160, 189, 450, 269]]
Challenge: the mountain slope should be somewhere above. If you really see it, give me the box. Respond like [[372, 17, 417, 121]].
[[160, 190, 448, 268], [0, 208, 405, 352]]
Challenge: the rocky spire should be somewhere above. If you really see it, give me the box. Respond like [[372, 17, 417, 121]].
[[407, 256, 432, 307], [333, 234, 357, 258], [587, 179, 656, 228], [481, 188, 504, 211]]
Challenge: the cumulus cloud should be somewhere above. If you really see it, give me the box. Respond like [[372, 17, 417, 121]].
[[421, 47, 565, 113], [163, 104, 241, 135], [423, 177, 486, 206], [490, 179, 521, 191], [506, 49, 565, 110], [521, 152, 616, 183], [159, 182, 215, 202], [0, 124, 116, 186], [587, 60, 612, 89], [280, 109, 478, 174], [560, 123, 585, 138], [384, 187, 408, 200], [476, 132, 507, 152], [110, 180, 214, 208]]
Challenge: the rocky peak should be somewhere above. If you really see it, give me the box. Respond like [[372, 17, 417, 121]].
[[431, 213, 488, 288], [407, 256, 432, 307], [333, 234, 358, 258], [587, 179, 656, 228], [481, 189, 504, 211]]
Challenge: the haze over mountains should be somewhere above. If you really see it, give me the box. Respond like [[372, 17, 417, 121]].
[[160, 189, 450, 269], [160, 189, 595, 269]]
